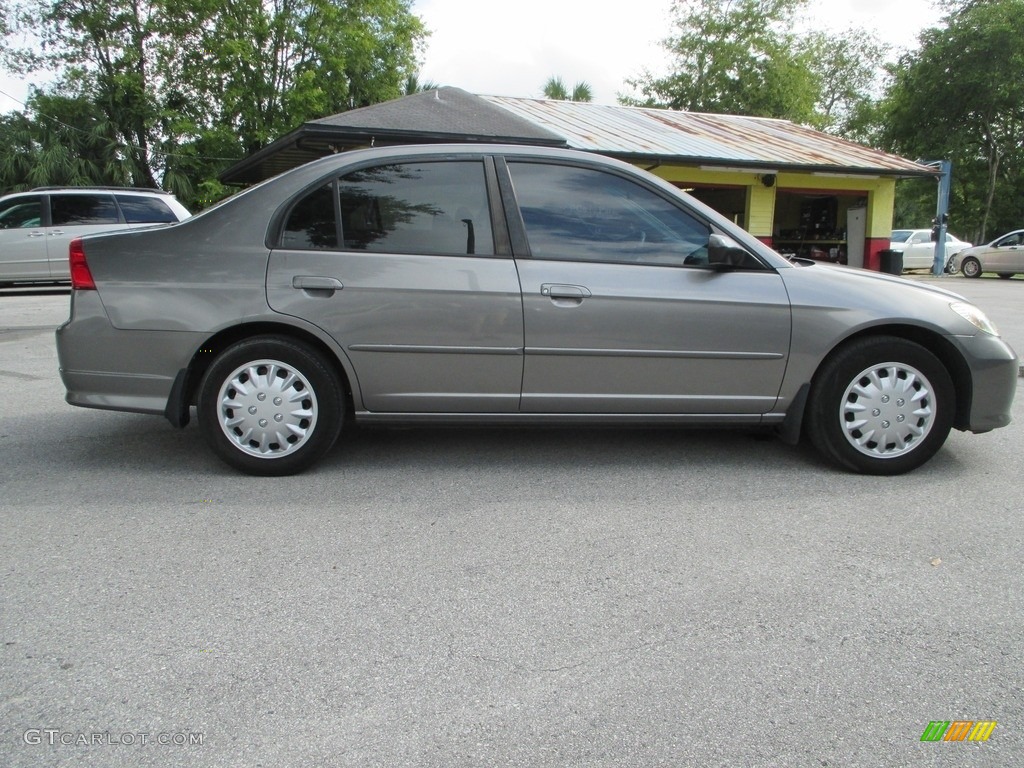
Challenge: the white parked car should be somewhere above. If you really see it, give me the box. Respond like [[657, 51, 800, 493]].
[[889, 229, 972, 271], [0, 187, 190, 285]]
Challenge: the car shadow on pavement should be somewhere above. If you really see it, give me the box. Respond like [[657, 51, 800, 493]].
[[10, 408, 969, 482]]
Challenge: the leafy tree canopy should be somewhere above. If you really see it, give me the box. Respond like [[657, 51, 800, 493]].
[[881, 0, 1024, 241], [0, 0, 427, 207], [624, 0, 884, 135]]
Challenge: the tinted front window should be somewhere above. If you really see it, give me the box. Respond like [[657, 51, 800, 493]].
[[115, 195, 178, 224], [338, 161, 494, 256], [0, 197, 42, 229], [508, 162, 711, 266], [50, 194, 119, 226]]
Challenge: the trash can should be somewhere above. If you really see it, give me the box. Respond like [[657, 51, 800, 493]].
[[879, 248, 903, 275]]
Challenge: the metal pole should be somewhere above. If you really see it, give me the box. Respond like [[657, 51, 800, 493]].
[[931, 160, 952, 276]]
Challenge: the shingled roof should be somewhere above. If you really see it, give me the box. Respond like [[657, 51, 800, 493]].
[[221, 87, 565, 184], [220, 87, 933, 184]]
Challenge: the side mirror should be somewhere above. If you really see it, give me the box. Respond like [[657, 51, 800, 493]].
[[707, 233, 754, 269]]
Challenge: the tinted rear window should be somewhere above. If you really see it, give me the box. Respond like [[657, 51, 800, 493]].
[[50, 194, 119, 226], [115, 195, 179, 224], [282, 184, 338, 249], [338, 161, 494, 256]]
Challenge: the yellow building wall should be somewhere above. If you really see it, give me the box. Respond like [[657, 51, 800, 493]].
[[643, 165, 897, 240]]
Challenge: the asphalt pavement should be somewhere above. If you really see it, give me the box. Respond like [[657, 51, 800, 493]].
[[1, 274, 1021, 767]]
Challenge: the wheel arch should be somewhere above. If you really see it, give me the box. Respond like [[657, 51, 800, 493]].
[[166, 321, 357, 428], [802, 324, 972, 436]]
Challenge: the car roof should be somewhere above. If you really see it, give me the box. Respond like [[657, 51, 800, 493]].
[[0, 187, 175, 200], [28, 187, 173, 195]]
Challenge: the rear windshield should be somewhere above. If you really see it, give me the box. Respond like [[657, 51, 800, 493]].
[[890, 230, 912, 243]]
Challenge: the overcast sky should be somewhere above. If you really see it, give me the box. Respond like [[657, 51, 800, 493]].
[[0, 0, 944, 113], [412, 0, 945, 104]]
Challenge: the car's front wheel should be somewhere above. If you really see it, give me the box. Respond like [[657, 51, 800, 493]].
[[198, 337, 343, 475], [960, 256, 982, 278], [806, 337, 954, 475]]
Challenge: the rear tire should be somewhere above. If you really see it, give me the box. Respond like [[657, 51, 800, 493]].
[[198, 337, 343, 475], [806, 337, 954, 475], [960, 257, 982, 278]]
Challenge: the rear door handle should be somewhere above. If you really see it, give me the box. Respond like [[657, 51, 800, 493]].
[[540, 283, 592, 300], [292, 275, 344, 294]]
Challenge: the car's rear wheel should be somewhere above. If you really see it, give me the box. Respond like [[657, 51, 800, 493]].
[[806, 337, 954, 475], [960, 257, 982, 278], [198, 337, 343, 475]]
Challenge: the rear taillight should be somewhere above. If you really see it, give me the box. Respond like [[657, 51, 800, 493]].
[[69, 237, 96, 290]]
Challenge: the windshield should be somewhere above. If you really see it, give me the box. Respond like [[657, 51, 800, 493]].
[[890, 230, 912, 243]]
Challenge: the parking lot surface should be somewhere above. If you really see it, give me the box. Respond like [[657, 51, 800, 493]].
[[1, 275, 1021, 767]]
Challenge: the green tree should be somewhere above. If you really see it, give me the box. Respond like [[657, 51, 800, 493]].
[[1, 0, 426, 205], [542, 76, 593, 102], [623, 0, 885, 138], [803, 29, 887, 136], [626, 0, 818, 122], [881, 0, 1024, 242], [0, 91, 130, 192]]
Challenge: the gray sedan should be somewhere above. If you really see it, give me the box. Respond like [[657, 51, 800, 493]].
[[55, 145, 1018, 475], [954, 229, 1024, 278]]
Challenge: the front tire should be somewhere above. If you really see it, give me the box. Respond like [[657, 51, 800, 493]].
[[198, 337, 343, 475], [960, 257, 982, 278], [807, 337, 954, 475]]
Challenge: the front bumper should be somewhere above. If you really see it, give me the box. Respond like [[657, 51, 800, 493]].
[[954, 331, 1018, 432]]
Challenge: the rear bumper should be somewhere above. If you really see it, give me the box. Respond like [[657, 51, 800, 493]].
[[56, 290, 204, 416]]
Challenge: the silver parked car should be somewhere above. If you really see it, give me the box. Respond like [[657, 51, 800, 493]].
[[56, 145, 1017, 475], [954, 229, 1024, 278], [0, 187, 190, 285]]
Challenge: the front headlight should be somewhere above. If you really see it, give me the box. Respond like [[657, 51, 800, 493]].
[[950, 301, 1000, 336]]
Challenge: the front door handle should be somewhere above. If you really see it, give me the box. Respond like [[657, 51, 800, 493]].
[[540, 283, 592, 300], [292, 275, 344, 294]]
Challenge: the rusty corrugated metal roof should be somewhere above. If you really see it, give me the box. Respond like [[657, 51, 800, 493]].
[[481, 96, 933, 176]]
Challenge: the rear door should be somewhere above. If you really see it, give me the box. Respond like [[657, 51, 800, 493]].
[[266, 157, 524, 413], [47, 193, 126, 279], [502, 159, 791, 415]]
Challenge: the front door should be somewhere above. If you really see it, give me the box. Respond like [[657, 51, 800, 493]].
[[505, 160, 791, 415], [0, 194, 49, 281]]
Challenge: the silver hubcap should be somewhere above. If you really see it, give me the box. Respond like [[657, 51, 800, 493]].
[[963, 260, 979, 277], [217, 359, 317, 459], [840, 362, 935, 459]]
